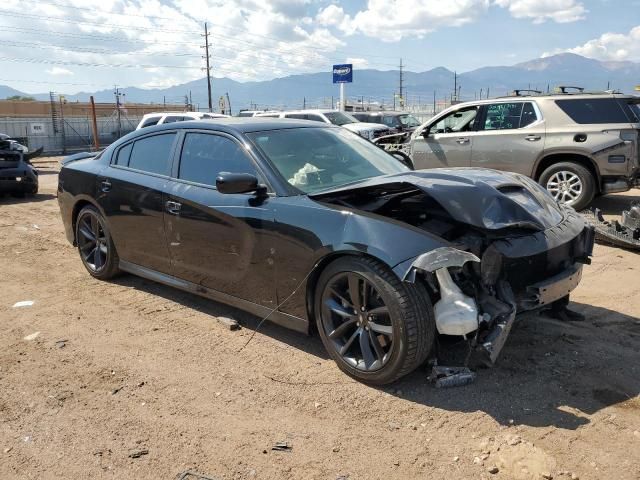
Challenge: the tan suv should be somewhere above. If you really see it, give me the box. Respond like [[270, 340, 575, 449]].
[[411, 91, 640, 210]]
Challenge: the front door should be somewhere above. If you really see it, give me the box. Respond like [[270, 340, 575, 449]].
[[412, 106, 479, 169], [164, 131, 277, 309], [471, 101, 546, 176], [97, 131, 177, 274]]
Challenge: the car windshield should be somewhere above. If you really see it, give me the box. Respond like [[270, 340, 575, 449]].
[[323, 112, 358, 126], [247, 127, 408, 194], [398, 114, 421, 127]]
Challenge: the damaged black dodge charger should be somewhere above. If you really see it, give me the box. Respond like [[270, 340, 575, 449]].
[[57, 119, 594, 384]]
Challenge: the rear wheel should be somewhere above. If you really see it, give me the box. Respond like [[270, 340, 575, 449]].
[[539, 161, 595, 211], [315, 256, 435, 385], [76, 205, 120, 280]]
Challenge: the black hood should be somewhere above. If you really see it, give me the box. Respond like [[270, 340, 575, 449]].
[[310, 168, 564, 232]]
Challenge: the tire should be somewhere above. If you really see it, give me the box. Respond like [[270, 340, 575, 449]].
[[315, 256, 435, 385], [539, 161, 596, 211], [75, 205, 120, 280]]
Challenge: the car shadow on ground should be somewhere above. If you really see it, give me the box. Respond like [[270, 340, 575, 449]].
[[393, 301, 640, 430], [0, 192, 57, 204], [111, 274, 330, 360], [111, 274, 639, 430], [590, 192, 640, 215]]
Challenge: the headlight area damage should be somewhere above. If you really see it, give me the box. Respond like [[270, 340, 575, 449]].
[[312, 169, 595, 383]]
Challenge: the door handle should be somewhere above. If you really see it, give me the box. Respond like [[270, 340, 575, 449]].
[[456, 137, 470, 145], [100, 179, 111, 192], [165, 200, 181, 215], [525, 135, 541, 141]]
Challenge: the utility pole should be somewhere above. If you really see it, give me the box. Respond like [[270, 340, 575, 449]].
[[225, 92, 231, 116], [59, 95, 66, 154], [453, 71, 457, 102], [202, 22, 213, 112], [433, 90, 436, 115], [89, 95, 100, 150], [114, 86, 124, 139], [189, 90, 193, 111], [399, 58, 404, 108]]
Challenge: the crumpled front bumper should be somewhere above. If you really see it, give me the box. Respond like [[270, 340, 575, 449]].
[[0, 167, 38, 193]]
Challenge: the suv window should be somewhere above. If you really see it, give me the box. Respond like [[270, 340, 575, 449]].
[[306, 114, 325, 123], [140, 116, 161, 128], [432, 107, 478, 133], [285, 113, 309, 120], [382, 116, 400, 127], [555, 98, 633, 124], [483, 102, 537, 130], [178, 133, 256, 186], [163, 116, 185, 124], [127, 133, 175, 175]]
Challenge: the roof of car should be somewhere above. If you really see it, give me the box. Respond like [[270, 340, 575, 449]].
[[131, 118, 336, 135]]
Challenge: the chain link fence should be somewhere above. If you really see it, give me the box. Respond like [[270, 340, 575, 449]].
[[0, 114, 143, 155]]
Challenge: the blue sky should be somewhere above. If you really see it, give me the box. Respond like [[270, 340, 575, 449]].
[[1, 0, 639, 94]]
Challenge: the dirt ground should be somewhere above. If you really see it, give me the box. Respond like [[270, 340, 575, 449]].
[[1, 157, 639, 480]]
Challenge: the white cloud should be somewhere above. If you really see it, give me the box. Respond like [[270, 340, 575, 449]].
[[45, 67, 74, 76], [493, 0, 586, 24], [543, 25, 640, 62], [318, 0, 491, 42], [346, 57, 369, 68]]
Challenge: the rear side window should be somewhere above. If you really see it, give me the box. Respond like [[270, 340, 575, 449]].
[[140, 116, 161, 128], [483, 102, 535, 130], [555, 99, 632, 124], [127, 133, 176, 175], [306, 114, 325, 122], [178, 133, 256, 186], [115, 143, 133, 166]]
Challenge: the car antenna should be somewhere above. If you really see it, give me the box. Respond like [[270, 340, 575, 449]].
[[237, 260, 321, 352]]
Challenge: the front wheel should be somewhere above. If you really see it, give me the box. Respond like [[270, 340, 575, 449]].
[[75, 205, 120, 280], [315, 256, 435, 385], [539, 162, 596, 211]]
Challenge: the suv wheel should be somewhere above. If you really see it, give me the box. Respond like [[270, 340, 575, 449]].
[[539, 162, 596, 211]]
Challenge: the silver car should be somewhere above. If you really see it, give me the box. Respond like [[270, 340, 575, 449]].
[[411, 92, 640, 210]]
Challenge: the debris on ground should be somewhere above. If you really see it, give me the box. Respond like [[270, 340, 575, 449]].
[[13, 300, 34, 308], [272, 441, 292, 452], [54, 339, 68, 348], [428, 365, 477, 388], [23, 331, 40, 341], [582, 205, 640, 250], [216, 316, 240, 331], [128, 448, 149, 458], [175, 471, 220, 480]]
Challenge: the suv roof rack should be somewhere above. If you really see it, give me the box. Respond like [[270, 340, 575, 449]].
[[554, 86, 585, 94], [512, 89, 542, 96]]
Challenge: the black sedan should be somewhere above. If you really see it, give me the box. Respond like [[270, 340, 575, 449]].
[[57, 119, 594, 384]]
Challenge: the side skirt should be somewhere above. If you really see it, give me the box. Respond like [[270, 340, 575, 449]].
[[119, 260, 309, 334]]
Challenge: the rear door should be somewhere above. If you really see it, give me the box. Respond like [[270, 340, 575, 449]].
[[470, 101, 545, 176], [164, 130, 277, 308], [412, 106, 479, 169], [97, 132, 177, 274]]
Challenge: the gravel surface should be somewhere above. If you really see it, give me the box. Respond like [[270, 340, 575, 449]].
[[1, 157, 639, 479]]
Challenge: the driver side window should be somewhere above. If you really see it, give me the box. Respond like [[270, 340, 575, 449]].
[[432, 107, 479, 134]]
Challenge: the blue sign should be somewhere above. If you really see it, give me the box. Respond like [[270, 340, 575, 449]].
[[333, 64, 353, 84]]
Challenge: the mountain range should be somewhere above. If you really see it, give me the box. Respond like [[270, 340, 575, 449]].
[[1, 53, 639, 111]]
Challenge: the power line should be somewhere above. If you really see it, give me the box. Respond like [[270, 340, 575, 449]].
[[1, 40, 201, 57], [0, 56, 200, 70]]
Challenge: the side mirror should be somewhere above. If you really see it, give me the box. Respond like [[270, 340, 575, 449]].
[[421, 127, 431, 138], [216, 172, 267, 196]]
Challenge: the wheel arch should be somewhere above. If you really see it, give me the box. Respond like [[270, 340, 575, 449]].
[[533, 153, 601, 190], [70, 197, 103, 246], [304, 251, 394, 334]]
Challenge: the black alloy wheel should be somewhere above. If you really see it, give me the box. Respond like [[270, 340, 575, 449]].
[[321, 272, 394, 372], [76, 206, 119, 279], [316, 256, 435, 384]]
